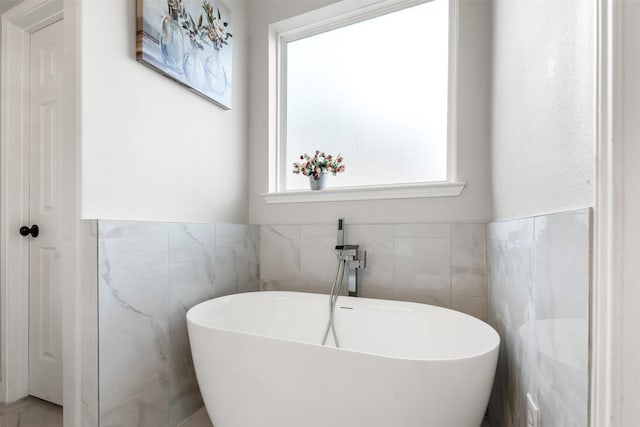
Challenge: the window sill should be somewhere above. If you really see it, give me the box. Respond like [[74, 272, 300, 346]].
[[262, 181, 466, 204]]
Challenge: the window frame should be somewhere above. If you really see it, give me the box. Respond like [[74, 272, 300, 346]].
[[264, 0, 464, 203]]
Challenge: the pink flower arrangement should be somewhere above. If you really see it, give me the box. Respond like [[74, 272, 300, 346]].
[[292, 150, 346, 180]]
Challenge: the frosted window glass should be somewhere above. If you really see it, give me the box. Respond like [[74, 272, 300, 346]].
[[285, 0, 449, 190]]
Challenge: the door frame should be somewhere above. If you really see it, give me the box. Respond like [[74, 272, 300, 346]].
[[0, 0, 82, 425], [0, 0, 62, 403]]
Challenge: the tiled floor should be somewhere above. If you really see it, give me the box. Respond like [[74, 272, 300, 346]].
[[179, 407, 214, 427], [0, 396, 62, 427], [0, 398, 488, 427], [178, 408, 490, 427]]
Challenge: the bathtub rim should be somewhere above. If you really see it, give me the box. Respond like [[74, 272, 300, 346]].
[[186, 291, 500, 363]]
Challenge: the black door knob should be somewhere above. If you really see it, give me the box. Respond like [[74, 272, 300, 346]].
[[19, 224, 39, 238]]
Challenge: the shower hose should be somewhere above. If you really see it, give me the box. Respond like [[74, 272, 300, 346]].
[[321, 256, 348, 348]]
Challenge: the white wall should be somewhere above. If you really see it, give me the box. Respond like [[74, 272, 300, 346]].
[[79, 0, 249, 224], [620, 1, 640, 424], [248, 0, 493, 225], [491, 0, 594, 221]]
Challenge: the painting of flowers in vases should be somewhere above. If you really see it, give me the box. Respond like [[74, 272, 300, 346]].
[[137, 0, 233, 109]]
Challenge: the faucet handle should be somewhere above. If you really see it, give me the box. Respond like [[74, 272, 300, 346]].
[[351, 249, 366, 269]]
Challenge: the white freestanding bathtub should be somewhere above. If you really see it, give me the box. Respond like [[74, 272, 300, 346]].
[[186, 291, 499, 427]]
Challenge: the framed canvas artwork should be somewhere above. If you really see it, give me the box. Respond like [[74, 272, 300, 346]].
[[136, 0, 233, 109]]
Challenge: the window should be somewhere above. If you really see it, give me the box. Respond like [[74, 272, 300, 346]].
[[268, 0, 463, 201]]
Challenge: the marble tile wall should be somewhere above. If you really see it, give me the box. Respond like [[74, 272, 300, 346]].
[[260, 223, 488, 320], [83, 213, 588, 427], [487, 208, 591, 427], [81, 220, 98, 427], [97, 220, 260, 427]]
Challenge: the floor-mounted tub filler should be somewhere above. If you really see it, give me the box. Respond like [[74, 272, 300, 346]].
[[187, 291, 500, 427]]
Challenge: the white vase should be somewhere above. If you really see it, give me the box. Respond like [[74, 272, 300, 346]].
[[309, 174, 326, 191], [159, 15, 184, 74], [205, 48, 228, 96], [184, 43, 206, 88]]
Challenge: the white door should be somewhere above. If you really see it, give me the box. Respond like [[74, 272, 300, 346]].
[[26, 19, 64, 406]]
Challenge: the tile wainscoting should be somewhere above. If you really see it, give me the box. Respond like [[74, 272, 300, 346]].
[[83, 220, 487, 427], [81, 221, 99, 427], [80, 212, 589, 427], [260, 223, 488, 320], [87, 220, 259, 427], [487, 208, 591, 427]]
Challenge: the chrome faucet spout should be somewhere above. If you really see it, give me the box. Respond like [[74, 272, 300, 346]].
[[332, 219, 365, 297], [322, 218, 369, 346], [335, 244, 359, 251]]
